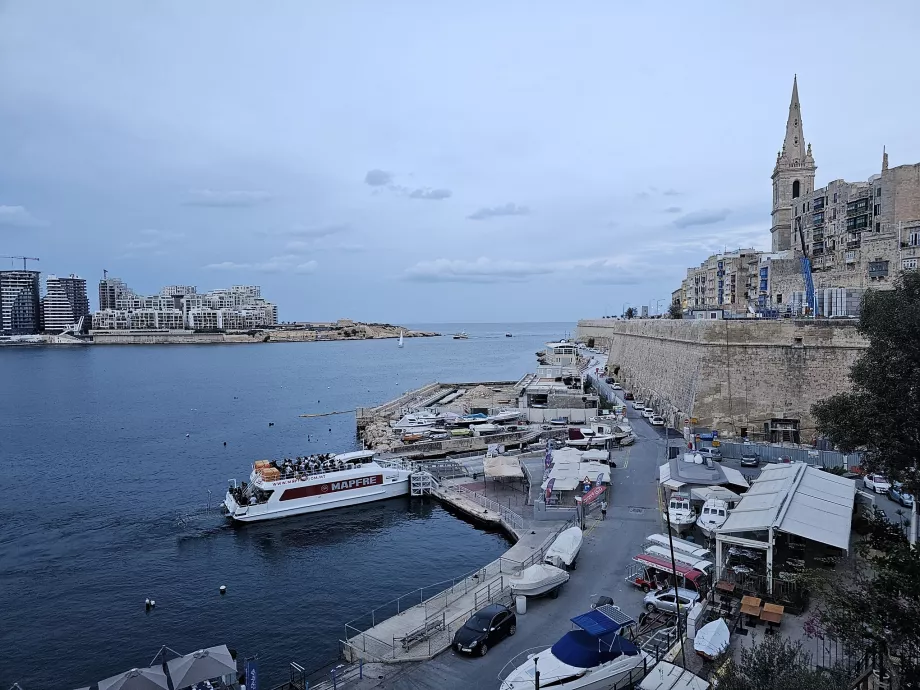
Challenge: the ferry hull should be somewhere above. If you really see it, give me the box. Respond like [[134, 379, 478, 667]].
[[225, 478, 410, 523]]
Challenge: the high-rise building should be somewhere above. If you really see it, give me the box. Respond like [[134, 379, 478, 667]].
[[42, 274, 90, 333], [98, 276, 135, 311], [0, 270, 42, 335]]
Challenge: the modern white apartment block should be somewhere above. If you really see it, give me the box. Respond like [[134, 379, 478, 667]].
[[42, 274, 91, 333], [91, 278, 278, 331]]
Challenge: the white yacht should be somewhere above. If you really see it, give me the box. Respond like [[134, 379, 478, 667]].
[[391, 412, 441, 430], [223, 451, 413, 523], [664, 493, 696, 533], [500, 606, 650, 690], [696, 498, 729, 538]]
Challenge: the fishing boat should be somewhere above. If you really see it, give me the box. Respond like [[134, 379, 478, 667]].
[[509, 564, 569, 598], [453, 331, 469, 339], [500, 606, 650, 690], [696, 498, 729, 538], [664, 493, 696, 533], [398, 330, 404, 348], [544, 526, 584, 571], [223, 451, 413, 523], [505, 332, 513, 337]]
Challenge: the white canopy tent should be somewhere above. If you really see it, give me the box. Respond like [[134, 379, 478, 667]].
[[483, 454, 524, 478], [715, 463, 856, 593]]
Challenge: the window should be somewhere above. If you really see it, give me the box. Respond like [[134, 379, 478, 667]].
[[874, 204, 880, 216], [834, 192, 838, 203], [876, 222, 880, 232], [902, 259, 918, 271], [845, 250, 856, 263], [868, 260, 890, 278], [910, 232, 920, 246], [792, 180, 801, 198], [877, 187, 882, 197], [776, 293, 783, 304]]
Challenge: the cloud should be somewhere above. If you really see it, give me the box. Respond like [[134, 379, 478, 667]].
[[467, 203, 530, 221], [664, 206, 682, 214], [673, 208, 731, 228], [408, 187, 452, 200], [0, 205, 45, 228], [634, 191, 650, 200], [204, 255, 318, 274], [184, 189, 273, 207], [404, 257, 553, 283], [663, 189, 681, 196], [364, 169, 393, 187], [118, 228, 186, 258], [580, 261, 649, 285], [286, 239, 364, 253], [284, 223, 349, 239]]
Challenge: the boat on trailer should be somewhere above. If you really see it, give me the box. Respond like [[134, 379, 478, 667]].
[[223, 451, 413, 523]]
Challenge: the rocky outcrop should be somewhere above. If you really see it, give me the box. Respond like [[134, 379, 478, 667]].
[[267, 323, 439, 342]]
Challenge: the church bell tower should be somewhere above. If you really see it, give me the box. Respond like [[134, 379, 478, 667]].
[[770, 76, 816, 252]]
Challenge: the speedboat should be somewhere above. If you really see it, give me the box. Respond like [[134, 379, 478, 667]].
[[500, 606, 650, 690], [665, 493, 696, 533], [391, 412, 440, 430], [565, 428, 593, 448], [509, 564, 569, 598], [506, 332, 513, 337], [697, 498, 729, 538], [452, 413, 489, 426], [223, 451, 413, 523], [453, 331, 469, 339], [544, 526, 584, 571], [489, 409, 524, 423], [549, 417, 569, 426]]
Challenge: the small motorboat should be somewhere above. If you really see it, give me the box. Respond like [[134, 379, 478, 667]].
[[509, 564, 569, 598], [549, 417, 569, 426], [500, 606, 650, 690], [505, 332, 513, 337], [665, 493, 696, 533], [453, 331, 469, 339], [544, 526, 584, 571], [617, 433, 637, 447], [697, 498, 729, 539], [693, 618, 730, 660]]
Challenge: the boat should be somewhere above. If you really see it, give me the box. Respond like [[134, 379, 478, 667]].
[[223, 451, 413, 523], [450, 413, 489, 426], [489, 409, 524, 423], [398, 330, 404, 348], [565, 428, 592, 449], [401, 433, 425, 443], [453, 332, 469, 339], [509, 564, 569, 598], [549, 417, 569, 426], [693, 618, 730, 660], [391, 412, 440, 430], [665, 493, 696, 533], [450, 428, 472, 437], [500, 606, 650, 690], [472, 423, 503, 436], [696, 498, 729, 538], [506, 332, 513, 337], [544, 526, 584, 570]]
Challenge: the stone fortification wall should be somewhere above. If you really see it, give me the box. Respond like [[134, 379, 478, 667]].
[[577, 319, 868, 437]]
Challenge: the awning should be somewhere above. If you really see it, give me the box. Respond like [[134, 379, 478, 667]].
[[484, 455, 524, 478], [166, 646, 237, 690], [690, 486, 741, 503], [571, 609, 625, 636], [659, 463, 685, 490], [720, 466, 750, 489]]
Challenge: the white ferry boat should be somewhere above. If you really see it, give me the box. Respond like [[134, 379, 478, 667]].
[[223, 450, 413, 523]]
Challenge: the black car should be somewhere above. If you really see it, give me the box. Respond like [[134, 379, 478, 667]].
[[451, 603, 516, 656], [740, 453, 759, 467]]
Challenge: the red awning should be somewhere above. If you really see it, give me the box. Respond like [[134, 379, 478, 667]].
[[634, 553, 704, 583]]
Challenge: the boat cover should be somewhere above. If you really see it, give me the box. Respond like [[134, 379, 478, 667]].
[[510, 564, 568, 588], [544, 526, 584, 568], [551, 630, 640, 668], [693, 618, 730, 659], [570, 608, 631, 636]]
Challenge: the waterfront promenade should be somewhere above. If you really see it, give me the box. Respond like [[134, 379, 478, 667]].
[[340, 403, 673, 689]]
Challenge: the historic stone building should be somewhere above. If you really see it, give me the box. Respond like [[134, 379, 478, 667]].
[[677, 77, 920, 316]]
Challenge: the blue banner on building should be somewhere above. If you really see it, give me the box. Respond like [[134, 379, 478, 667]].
[[245, 659, 258, 690]]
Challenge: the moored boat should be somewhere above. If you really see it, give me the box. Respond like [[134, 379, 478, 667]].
[[544, 526, 584, 570], [509, 564, 569, 598], [696, 498, 729, 538], [453, 331, 469, 339], [664, 493, 696, 533], [223, 451, 413, 523]]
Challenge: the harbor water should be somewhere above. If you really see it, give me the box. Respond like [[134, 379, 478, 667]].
[[0, 323, 571, 688]]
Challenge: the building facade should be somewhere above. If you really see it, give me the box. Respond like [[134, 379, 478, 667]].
[[0, 270, 42, 335], [91, 278, 278, 331], [42, 274, 90, 332], [676, 77, 920, 317]]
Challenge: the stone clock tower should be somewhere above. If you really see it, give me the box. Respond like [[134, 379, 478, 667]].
[[771, 76, 816, 252]]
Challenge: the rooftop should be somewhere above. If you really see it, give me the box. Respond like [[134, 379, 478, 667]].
[[660, 455, 750, 490]]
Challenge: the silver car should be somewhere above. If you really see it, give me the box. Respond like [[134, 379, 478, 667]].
[[697, 447, 722, 461], [643, 587, 700, 614]]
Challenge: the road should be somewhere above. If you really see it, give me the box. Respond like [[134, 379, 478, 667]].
[[356, 403, 677, 689]]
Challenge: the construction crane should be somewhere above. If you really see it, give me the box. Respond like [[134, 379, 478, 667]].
[[0, 255, 40, 270], [794, 222, 815, 316]]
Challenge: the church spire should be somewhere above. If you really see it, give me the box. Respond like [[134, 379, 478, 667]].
[[781, 75, 807, 164]]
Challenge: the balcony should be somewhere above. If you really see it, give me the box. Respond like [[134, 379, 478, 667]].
[[812, 247, 824, 256], [847, 203, 871, 217], [847, 240, 861, 249]]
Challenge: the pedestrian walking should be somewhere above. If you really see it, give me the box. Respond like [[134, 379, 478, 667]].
[[600, 499, 608, 520]]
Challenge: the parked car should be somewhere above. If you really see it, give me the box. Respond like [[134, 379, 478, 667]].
[[863, 474, 891, 494], [641, 406, 654, 418], [605, 377, 615, 384], [611, 383, 623, 390], [889, 482, 914, 507], [624, 391, 635, 401], [740, 453, 759, 467], [451, 603, 516, 656], [643, 587, 700, 614], [632, 400, 646, 410], [777, 455, 793, 463], [696, 447, 722, 461], [649, 415, 665, 426]]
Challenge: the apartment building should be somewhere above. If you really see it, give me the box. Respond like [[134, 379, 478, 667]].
[[0, 270, 42, 335], [42, 274, 90, 332]]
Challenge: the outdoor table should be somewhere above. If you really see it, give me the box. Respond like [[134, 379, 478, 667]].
[[760, 602, 785, 626], [716, 581, 735, 594], [740, 595, 762, 624]]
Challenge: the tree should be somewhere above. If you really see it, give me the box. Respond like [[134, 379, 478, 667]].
[[714, 635, 847, 690], [668, 302, 683, 319], [812, 271, 920, 496], [625, 307, 636, 319]]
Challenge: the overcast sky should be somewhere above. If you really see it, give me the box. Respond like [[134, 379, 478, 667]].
[[1, 1, 918, 322]]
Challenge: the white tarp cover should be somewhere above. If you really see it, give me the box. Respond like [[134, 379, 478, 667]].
[[693, 619, 730, 660], [544, 526, 583, 568], [719, 463, 855, 551], [690, 486, 742, 503], [542, 459, 610, 492], [484, 454, 524, 478], [640, 662, 710, 690]]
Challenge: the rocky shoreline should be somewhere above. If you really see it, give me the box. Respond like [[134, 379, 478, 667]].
[[266, 321, 439, 342]]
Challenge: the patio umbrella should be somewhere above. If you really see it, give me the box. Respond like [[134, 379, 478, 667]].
[[98, 667, 169, 690], [166, 645, 237, 689]]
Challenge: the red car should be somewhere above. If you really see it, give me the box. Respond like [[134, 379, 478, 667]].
[[624, 392, 635, 401]]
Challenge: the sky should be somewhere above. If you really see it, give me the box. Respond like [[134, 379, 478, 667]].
[[1, 1, 918, 323]]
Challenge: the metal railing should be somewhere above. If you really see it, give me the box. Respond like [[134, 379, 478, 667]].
[[444, 484, 525, 533], [714, 440, 861, 470]]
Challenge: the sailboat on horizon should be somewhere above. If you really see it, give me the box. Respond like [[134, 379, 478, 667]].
[[398, 330, 404, 348]]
